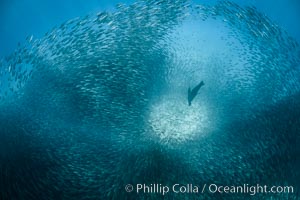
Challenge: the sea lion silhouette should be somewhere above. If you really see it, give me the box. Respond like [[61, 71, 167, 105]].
[[188, 81, 204, 106]]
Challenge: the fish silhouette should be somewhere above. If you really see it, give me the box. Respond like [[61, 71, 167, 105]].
[[188, 81, 204, 106]]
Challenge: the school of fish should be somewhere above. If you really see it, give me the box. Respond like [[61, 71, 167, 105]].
[[0, 0, 299, 199]]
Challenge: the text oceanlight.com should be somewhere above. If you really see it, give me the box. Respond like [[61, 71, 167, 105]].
[[125, 183, 294, 196]]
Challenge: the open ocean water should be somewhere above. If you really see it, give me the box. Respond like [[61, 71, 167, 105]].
[[0, 0, 300, 199]]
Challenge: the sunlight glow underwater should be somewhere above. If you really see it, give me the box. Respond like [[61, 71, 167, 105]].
[[0, 0, 299, 199], [149, 94, 211, 145]]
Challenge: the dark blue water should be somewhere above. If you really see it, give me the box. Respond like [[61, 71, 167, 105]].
[[0, 0, 300, 199]]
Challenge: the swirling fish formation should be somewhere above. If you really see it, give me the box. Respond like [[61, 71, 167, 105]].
[[0, 0, 299, 199]]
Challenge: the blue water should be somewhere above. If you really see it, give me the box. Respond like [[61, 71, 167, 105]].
[[0, 0, 300, 199], [1, 0, 300, 58]]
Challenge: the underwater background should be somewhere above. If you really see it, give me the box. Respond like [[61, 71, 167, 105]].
[[0, 0, 300, 199]]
